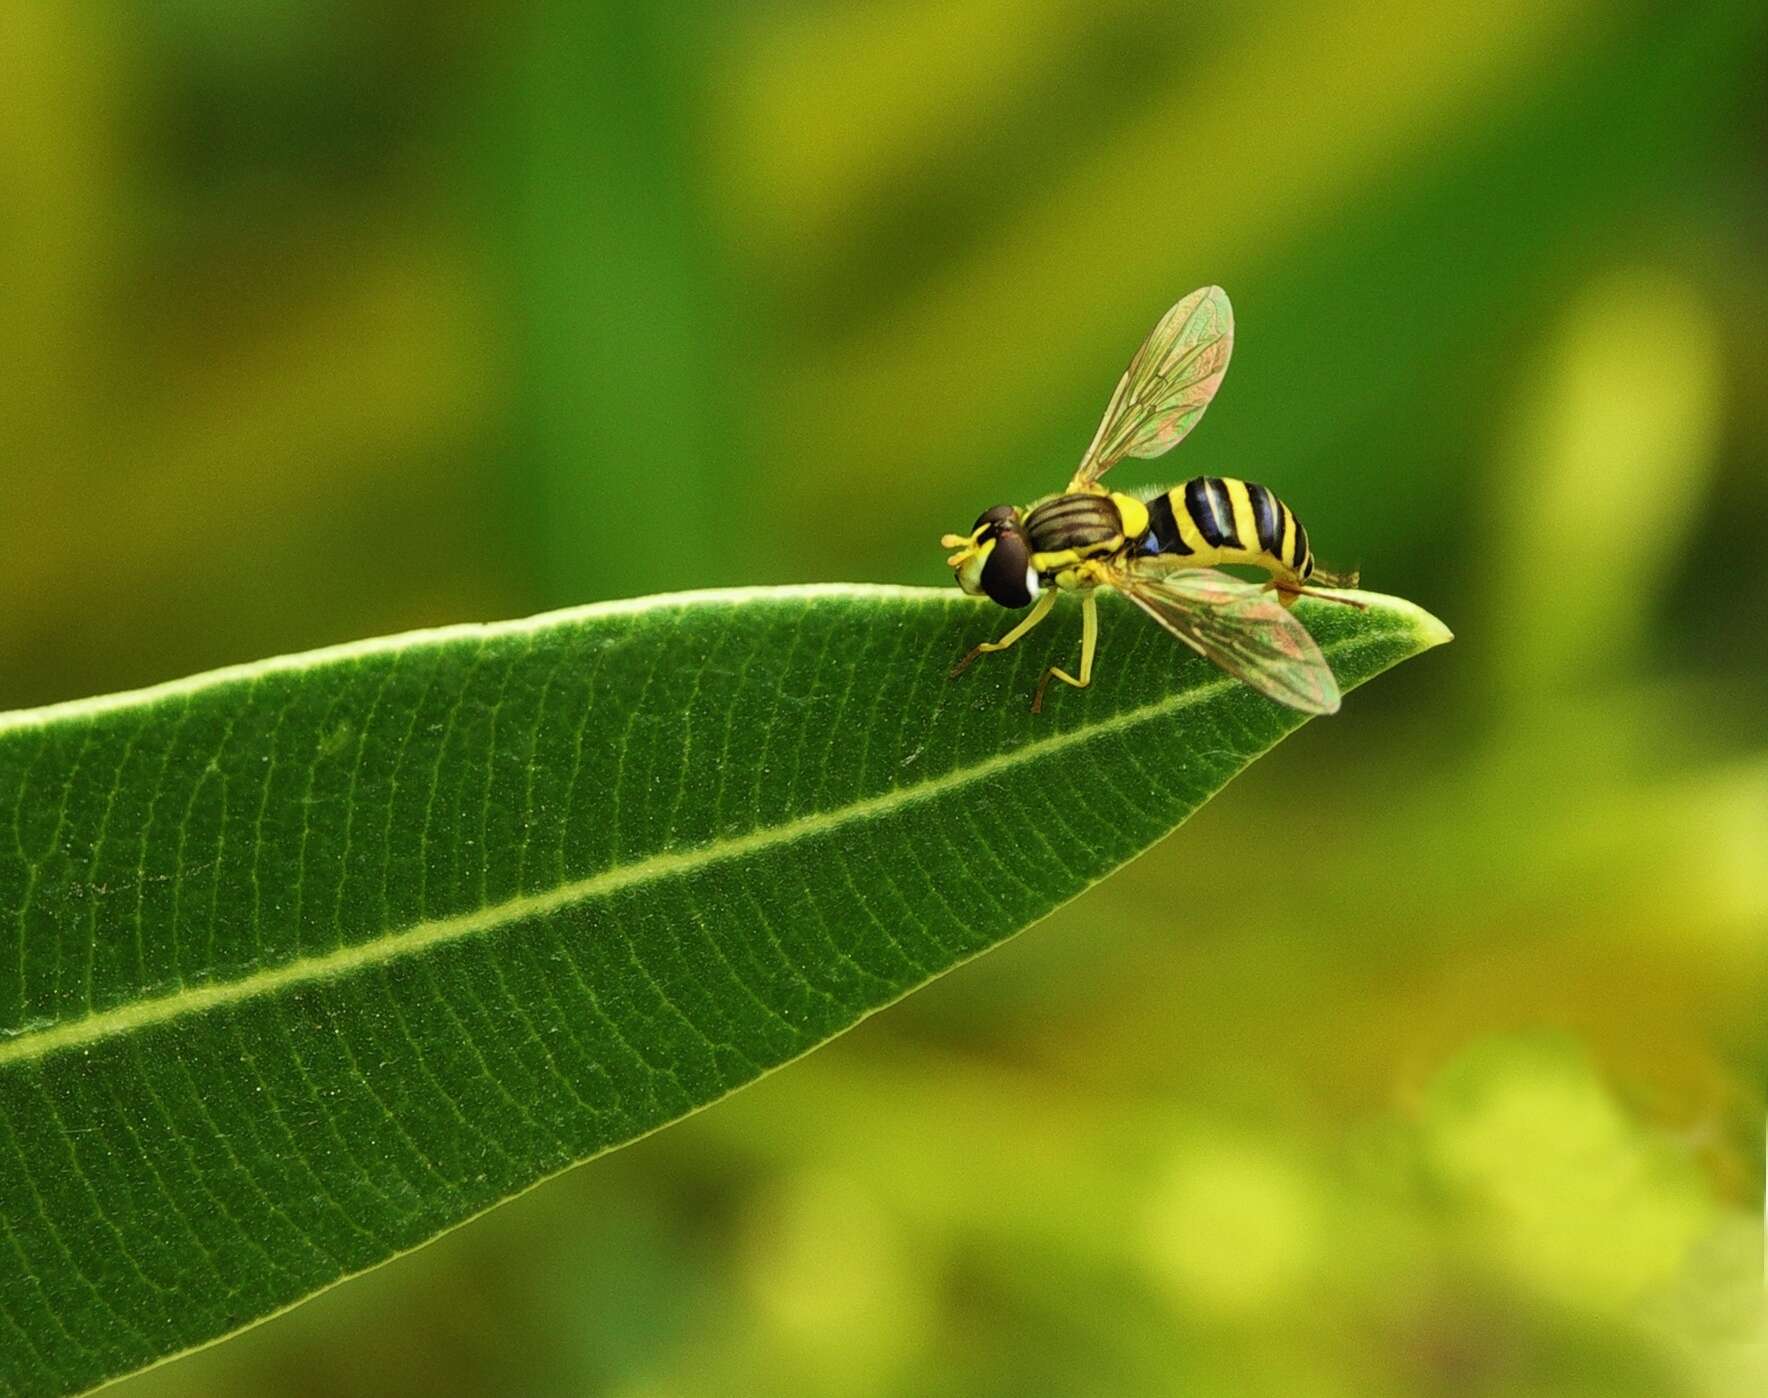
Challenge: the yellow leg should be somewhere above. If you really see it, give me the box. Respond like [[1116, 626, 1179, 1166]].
[[1032, 592, 1098, 712], [1270, 580, 1368, 612], [949, 588, 1057, 678]]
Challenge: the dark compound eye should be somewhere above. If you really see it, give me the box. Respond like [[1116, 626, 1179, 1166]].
[[973, 504, 1019, 536], [979, 528, 1036, 608]]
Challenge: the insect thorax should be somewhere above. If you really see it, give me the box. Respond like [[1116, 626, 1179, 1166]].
[[1024, 493, 1122, 555]]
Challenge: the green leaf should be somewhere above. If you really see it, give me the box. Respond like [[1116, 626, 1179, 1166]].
[[0, 583, 1446, 1395]]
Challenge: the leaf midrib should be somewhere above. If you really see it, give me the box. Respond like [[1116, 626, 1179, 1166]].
[[0, 605, 1428, 1070], [0, 679, 1213, 1069]]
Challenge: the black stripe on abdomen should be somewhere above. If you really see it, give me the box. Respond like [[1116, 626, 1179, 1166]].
[[1184, 477, 1233, 547], [1246, 482, 1280, 554], [1142, 491, 1190, 555]]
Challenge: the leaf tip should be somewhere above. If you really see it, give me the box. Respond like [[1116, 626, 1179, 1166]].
[[1311, 588, 1452, 656], [1408, 604, 1454, 652], [1362, 591, 1452, 651]]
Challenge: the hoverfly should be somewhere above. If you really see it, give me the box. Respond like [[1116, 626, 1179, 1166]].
[[941, 286, 1360, 714]]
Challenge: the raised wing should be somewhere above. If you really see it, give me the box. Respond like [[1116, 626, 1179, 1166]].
[[1114, 562, 1341, 714], [1069, 286, 1234, 490]]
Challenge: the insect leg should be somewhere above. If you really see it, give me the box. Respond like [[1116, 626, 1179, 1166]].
[[1032, 591, 1099, 712], [949, 588, 1057, 678], [1270, 582, 1368, 612]]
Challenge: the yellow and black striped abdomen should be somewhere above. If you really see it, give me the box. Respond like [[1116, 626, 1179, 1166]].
[[1140, 476, 1313, 582]]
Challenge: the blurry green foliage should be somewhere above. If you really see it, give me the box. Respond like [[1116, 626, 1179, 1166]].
[[1, 0, 1763, 1394]]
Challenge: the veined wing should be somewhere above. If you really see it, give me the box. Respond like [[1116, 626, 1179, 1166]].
[[1069, 286, 1234, 491], [1114, 561, 1341, 714]]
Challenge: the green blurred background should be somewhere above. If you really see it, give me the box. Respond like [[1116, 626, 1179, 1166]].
[[6, 1, 1765, 1394]]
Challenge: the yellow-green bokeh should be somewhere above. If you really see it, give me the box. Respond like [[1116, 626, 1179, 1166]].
[[3, 2, 1762, 1394]]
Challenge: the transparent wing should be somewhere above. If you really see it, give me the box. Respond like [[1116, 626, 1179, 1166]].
[[1069, 286, 1234, 490], [1114, 561, 1341, 714]]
